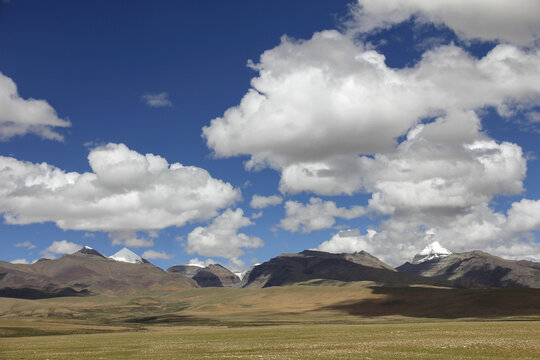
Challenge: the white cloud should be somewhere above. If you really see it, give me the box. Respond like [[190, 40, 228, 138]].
[[185, 208, 263, 259], [202, 8, 540, 263], [188, 257, 216, 267], [110, 232, 155, 248], [364, 127, 526, 216], [506, 199, 540, 232], [41, 240, 81, 259], [0, 72, 70, 141], [14, 241, 35, 249], [204, 31, 540, 185], [142, 249, 175, 260], [280, 197, 366, 233], [318, 198, 540, 266], [526, 111, 540, 124], [352, 0, 540, 46], [317, 229, 377, 254], [251, 211, 263, 219], [250, 194, 282, 209], [141, 92, 172, 107], [10, 258, 29, 264], [0, 143, 240, 245]]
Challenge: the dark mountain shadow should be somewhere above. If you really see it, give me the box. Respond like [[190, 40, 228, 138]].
[[459, 265, 522, 288], [192, 270, 224, 287], [0, 286, 90, 299], [320, 286, 540, 319]]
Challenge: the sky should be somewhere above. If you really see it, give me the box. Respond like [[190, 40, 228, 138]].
[[1, 0, 540, 271]]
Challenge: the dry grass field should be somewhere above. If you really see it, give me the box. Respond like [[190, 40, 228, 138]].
[[1, 322, 539, 359], [1, 284, 539, 359]]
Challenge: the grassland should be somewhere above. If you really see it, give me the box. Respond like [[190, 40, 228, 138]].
[[1, 322, 539, 359], [1, 283, 539, 358]]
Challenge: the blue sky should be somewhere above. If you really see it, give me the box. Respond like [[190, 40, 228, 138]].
[[1, 0, 540, 270]]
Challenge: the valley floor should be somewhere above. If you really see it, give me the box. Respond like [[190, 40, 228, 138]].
[[1, 321, 539, 359], [1, 284, 539, 358]]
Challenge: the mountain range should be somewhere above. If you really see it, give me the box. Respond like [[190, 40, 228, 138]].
[[397, 246, 540, 288], [1, 242, 539, 299], [0, 247, 195, 298]]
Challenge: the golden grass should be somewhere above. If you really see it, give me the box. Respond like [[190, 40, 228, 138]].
[[1, 284, 539, 326], [1, 283, 539, 359], [1, 321, 539, 359]]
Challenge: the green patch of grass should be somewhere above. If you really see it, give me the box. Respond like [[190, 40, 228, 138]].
[[0, 327, 63, 337]]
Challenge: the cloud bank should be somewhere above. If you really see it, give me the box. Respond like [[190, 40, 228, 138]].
[[0, 143, 240, 244], [351, 0, 540, 46], [203, 1, 540, 263]]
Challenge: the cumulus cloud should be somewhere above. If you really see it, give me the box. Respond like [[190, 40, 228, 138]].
[[280, 197, 366, 233], [363, 125, 526, 216], [312, 122, 536, 264], [0, 72, 70, 141], [142, 249, 175, 260], [317, 229, 377, 254], [141, 92, 172, 107], [14, 241, 36, 249], [41, 240, 82, 259], [204, 31, 540, 181], [0, 143, 240, 244], [506, 199, 540, 232], [10, 259, 29, 264], [351, 0, 540, 46], [250, 194, 283, 209], [202, 3, 540, 263], [185, 208, 263, 260]]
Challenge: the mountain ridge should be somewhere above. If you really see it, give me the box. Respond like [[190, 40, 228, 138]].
[[0, 248, 196, 298], [242, 249, 453, 288], [397, 248, 540, 288]]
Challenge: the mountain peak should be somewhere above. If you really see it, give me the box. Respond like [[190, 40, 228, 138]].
[[109, 247, 148, 264], [412, 241, 452, 264], [76, 246, 105, 257]]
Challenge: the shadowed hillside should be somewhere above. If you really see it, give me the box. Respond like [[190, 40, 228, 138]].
[[397, 251, 540, 288], [321, 286, 540, 318]]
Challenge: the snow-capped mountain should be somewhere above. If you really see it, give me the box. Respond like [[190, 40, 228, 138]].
[[109, 248, 148, 264], [78, 246, 105, 257], [412, 241, 452, 264]]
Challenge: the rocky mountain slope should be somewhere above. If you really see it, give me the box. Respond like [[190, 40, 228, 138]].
[[168, 263, 240, 287], [397, 244, 540, 288], [242, 250, 452, 288], [167, 264, 205, 278], [0, 247, 196, 298]]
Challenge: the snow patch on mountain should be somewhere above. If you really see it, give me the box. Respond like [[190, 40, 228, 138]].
[[186, 263, 206, 268], [412, 241, 452, 264], [109, 247, 147, 264]]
